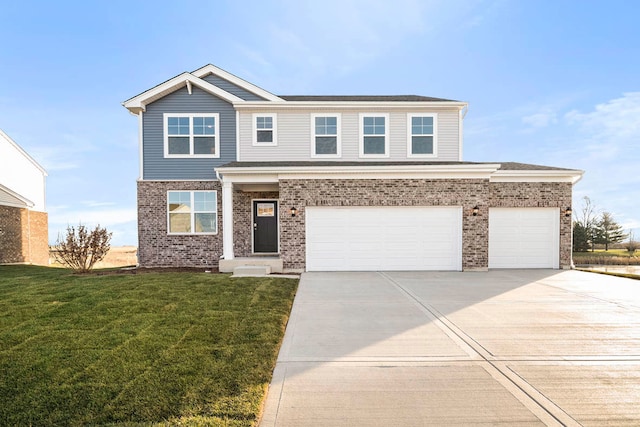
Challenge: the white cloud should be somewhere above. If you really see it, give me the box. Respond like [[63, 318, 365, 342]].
[[522, 110, 558, 128]]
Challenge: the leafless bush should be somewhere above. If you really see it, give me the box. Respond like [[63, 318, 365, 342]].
[[626, 241, 639, 255], [53, 224, 112, 273]]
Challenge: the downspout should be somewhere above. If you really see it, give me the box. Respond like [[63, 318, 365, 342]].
[[459, 105, 468, 161]]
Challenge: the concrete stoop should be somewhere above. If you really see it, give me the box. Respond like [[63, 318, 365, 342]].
[[220, 257, 283, 274], [232, 265, 271, 277]]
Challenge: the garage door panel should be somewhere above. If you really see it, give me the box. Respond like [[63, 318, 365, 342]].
[[306, 206, 462, 271], [489, 208, 559, 269]]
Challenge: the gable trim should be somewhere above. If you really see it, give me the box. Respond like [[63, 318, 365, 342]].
[[191, 64, 283, 102], [123, 73, 245, 114], [0, 183, 34, 208]]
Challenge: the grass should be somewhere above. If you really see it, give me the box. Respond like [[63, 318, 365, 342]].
[[0, 265, 298, 426], [573, 249, 640, 265]]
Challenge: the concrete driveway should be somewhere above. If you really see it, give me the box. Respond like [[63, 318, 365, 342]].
[[260, 270, 640, 426]]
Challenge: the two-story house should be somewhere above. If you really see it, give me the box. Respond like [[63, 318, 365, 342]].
[[123, 64, 583, 273], [0, 129, 49, 265]]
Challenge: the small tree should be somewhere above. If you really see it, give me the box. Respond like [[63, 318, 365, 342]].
[[593, 212, 627, 251], [54, 224, 112, 273], [625, 231, 639, 255], [572, 221, 590, 252], [573, 196, 599, 252]]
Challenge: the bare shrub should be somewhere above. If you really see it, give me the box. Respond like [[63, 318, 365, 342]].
[[53, 224, 113, 273]]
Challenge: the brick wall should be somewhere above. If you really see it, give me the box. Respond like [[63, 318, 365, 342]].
[[0, 206, 49, 265], [489, 181, 573, 268], [137, 181, 222, 268], [277, 179, 573, 271], [278, 179, 490, 271]]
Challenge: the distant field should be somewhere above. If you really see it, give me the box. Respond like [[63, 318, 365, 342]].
[[573, 249, 640, 266], [50, 246, 137, 268]]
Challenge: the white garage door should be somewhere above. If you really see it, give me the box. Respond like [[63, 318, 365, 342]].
[[489, 208, 559, 269], [305, 206, 462, 271]]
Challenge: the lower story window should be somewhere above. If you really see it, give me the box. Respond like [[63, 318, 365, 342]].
[[168, 191, 217, 234]]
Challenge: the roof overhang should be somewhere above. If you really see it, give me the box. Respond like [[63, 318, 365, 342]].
[[216, 163, 502, 183], [491, 169, 584, 184], [231, 100, 468, 110]]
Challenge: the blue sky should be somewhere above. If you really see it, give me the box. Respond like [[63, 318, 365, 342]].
[[1, 0, 638, 245]]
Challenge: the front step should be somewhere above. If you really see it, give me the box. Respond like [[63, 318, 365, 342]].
[[220, 257, 283, 273], [232, 265, 271, 277]]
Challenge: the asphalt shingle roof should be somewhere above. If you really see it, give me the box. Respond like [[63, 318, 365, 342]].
[[218, 161, 577, 171]]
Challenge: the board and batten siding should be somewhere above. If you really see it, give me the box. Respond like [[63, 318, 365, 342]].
[[202, 74, 266, 101], [142, 86, 237, 180], [238, 108, 460, 161]]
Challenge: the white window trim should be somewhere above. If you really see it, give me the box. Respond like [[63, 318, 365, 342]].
[[407, 113, 438, 158], [310, 113, 342, 158], [163, 113, 220, 158], [252, 113, 278, 146], [167, 190, 218, 235], [359, 113, 390, 158]]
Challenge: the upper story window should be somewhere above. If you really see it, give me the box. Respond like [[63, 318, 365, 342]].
[[163, 113, 220, 158], [167, 190, 217, 234], [407, 113, 437, 157], [253, 114, 277, 146], [359, 114, 389, 158], [311, 114, 341, 157]]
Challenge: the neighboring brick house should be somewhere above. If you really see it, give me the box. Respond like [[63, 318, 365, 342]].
[[124, 65, 583, 272], [0, 130, 49, 265]]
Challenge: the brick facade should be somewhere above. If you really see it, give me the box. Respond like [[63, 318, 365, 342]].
[[277, 178, 573, 271], [137, 181, 222, 268], [137, 178, 573, 271], [0, 205, 49, 265]]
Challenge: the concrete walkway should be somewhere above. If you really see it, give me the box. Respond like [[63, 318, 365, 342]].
[[260, 270, 640, 426]]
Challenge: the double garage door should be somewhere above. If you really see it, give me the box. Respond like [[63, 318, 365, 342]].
[[305, 206, 559, 271], [306, 206, 462, 271]]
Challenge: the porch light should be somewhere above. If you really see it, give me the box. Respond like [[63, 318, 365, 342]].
[[565, 207, 572, 217], [472, 206, 479, 216], [290, 207, 298, 217]]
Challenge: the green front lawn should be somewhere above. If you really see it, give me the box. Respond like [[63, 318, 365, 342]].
[[0, 266, 298, 426]]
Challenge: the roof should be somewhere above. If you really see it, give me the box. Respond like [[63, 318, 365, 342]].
[[278, 95, 459, 102], [0, 183, 33, 208], [219, 161, 578, 171], [123, 64, 465, 114]]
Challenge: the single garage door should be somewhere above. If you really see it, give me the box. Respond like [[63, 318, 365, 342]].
[[306, 206, 462, 271], [489, 208, 559, 269]]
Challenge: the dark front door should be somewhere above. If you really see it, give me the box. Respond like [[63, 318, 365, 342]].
[[253, 201, 278, 253]]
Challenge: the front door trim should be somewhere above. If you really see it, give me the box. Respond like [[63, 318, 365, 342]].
[[252, 199, 279, 254]]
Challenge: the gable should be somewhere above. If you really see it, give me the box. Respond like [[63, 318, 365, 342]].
[[201, 74, 267, 101]]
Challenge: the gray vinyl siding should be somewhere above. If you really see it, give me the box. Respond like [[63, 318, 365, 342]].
[[202, 74, 266, 101], [238, 108, 460, 161], [143, 86, 236, 180]]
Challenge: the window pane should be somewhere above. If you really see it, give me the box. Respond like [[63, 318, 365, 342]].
[[168, 191, 190, 205], [257, 116, 272, 129], [195, 213, 216, 233], [168, 136, 190, 154], [194, 137, 216, 154], [193, 117, 215, 135], [412, 116, 433, 135], [412, 136, 433, 154], [194, 191, 216, 211], [168, 117, 190, 135], [316, 136, 337, 155], [169, 213, 191, 233], [257, 130, 273, 143], [363, 116, 385, 135], [363, 136, 385, 154]]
